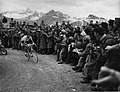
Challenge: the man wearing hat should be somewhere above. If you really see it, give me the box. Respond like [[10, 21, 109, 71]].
[[114, 18, 120, 37], [108, 19, 115, 36]]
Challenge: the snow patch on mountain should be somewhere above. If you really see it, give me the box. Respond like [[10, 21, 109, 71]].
[[2, 8, 43, 20]]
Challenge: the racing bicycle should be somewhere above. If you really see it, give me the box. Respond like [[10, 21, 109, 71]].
[[23, 43, 38, 63]]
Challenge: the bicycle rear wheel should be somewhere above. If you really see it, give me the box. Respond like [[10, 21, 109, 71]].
[[31, 50, 38, 63], [1, 48, 7, 55]]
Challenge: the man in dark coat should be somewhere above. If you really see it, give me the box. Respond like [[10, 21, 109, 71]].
[[46, 30, 55, 54], [92, 27, 118, 91], [38, 30, 47, 54]]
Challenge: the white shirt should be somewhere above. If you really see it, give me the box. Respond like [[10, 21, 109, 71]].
[[21, 35, 33, 43]]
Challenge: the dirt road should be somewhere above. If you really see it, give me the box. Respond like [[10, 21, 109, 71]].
[[0, 49, 92, 92]]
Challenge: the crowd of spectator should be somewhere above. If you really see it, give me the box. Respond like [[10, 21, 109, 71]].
[[0, 17, 120, 91]]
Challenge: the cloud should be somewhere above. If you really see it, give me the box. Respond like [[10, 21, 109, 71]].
[[0, 0, 26, 12], [101, 0, 120, 7], [43, 0, 80, 6]]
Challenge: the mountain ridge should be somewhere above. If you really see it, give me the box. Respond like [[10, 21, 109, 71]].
[[1, 8, 107, 27]]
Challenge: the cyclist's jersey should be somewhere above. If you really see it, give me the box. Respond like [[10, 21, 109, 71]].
[[21, 35, 33, 44]]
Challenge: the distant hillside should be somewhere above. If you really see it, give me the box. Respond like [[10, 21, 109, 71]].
[[71, 21, 82, 27]]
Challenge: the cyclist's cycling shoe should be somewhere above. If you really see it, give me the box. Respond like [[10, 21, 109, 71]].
[[30, 54, 33, 57], [25, 53, 28, 57]]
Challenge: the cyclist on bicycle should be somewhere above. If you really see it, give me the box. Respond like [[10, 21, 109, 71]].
[[20, 31, 35, 56]]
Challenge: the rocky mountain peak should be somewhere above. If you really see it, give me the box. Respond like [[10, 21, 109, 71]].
[[88, 14, 99, 19]]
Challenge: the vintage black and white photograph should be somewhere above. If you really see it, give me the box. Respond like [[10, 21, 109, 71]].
[[0, 0, 120, 91]]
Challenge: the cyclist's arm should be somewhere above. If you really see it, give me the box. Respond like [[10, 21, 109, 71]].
[[91, 66, 120, 85], [20, 40, 27, 47], [105, 43, 120, 50], [29, 36, 35, 45], [20, 36, 27, 46]]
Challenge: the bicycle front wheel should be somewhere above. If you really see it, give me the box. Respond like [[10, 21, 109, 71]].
[[31, 50, 38, 63]]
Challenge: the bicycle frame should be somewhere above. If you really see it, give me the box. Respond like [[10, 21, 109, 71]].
[[24, 44, 38, 63]]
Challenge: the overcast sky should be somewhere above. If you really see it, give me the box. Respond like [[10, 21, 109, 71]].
[[0, 0, 120, 19]]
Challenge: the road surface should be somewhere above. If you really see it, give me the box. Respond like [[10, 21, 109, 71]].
[[0, 49, 92, 92]]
